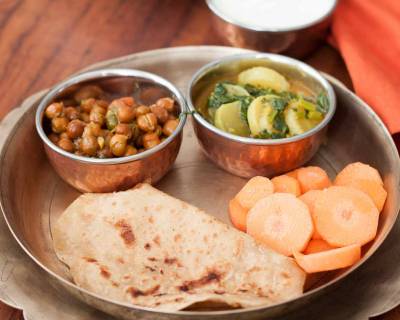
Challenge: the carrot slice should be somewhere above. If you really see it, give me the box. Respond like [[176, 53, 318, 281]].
[[247, 193, 313, 256], [228, 198, 248, 232], [304, 239, 335, 254], [271, 175, 301, 196], [235, 176, 274, 210], [334, 163, 386, 212], [297, 166, 331, 193], [294, 244, 361, 273], [286, 169, 299, 179], [299, 190, 323, 239], [313, 186, 379, 247]]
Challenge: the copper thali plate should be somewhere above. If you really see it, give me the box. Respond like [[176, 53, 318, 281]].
[[0, 46, 400, 320]]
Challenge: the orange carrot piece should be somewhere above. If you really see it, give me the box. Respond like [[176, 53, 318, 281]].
[[286, 169, 299, 179], [334, 163, 387, 212], [228, 198, 248, 232], [271, 175, 301, 196], [299, 190, 323, 239], [313, 186, 379, 247], [235, 176, 274, 210], [304, 239, 335, 254], [297, 166, 331, 193], [247, 193, 313, 256], [294, 244, 361, 273]]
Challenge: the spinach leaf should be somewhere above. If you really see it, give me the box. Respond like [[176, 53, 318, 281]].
[[270, 97, 287, 111], [273, 113, 288, 134], [244, 84, 276, 97], [254, 130, 271, 139], [237, 96, 253, 122], [316, 93, 329, 114]]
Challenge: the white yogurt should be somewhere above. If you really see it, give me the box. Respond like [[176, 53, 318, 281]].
[[209, 0, 336, 31]]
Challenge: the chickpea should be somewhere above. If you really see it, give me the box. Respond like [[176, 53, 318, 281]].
[[51, 117, 68, 133], [150, 104, 169, 124], [89, 108, 105, 125], [83, 122, 102, 137], [57, 138, 74, 152], [156, 97, 175, 112], [115, 123, 132, 139], [64, 106, 80, 120], [97, 146, 113, 159], [168, 114, 176, 120], [74, 85, 103, 102], [142, 133, 161, 150], [110, 134, 128, 157], [162, 119, 179, 136], [60, 132, 69, 140], [66, 119, 85, 139], [135, 105, 150, 116], [45, 102, 63, 119], [117, 104, 135, 123], [48, 133, 60, 144], [124, 145, 138, 156], [80, 98, 96, 113], [79, 112, 90, 123], [80, 134, 98, 156], [92, 104, 107, 115], [120, 97, 135, 107], [95, 99, 109, 109], [105, 109, 118, 130], [73, 137, 82, 150], [137, 113, 157, 132]]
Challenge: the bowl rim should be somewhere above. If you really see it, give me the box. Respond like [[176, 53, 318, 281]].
[[35, 68, 187, 165], [206, 0, 338, 33], [187, 52, 336, 145]]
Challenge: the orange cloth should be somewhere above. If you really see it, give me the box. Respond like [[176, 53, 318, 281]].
[[331, 0, 400, 134]]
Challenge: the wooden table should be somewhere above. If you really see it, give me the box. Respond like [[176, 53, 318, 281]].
[[0, 0, 397, 319]]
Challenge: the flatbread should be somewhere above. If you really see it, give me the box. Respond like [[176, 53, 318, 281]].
[[53, 184, 305, 311]]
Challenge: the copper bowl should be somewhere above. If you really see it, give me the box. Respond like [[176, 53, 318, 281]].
[[187, 53, 336, 178], [206, 0, 337, 58], [35, 69, 187, 193]]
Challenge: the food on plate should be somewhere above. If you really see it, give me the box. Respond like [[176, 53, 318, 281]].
[[303, 239, 335, 254], [228, 198, 248, 232], [235, 176, 274, 210], [271, 175, 301, 196], [246, 193, 314, 256], [334, 162, 387, 211], [197, 66, 329, 139], [228, 162, 386, 273], [313, 186, 379, 247], [293, 245, 361, 273], [296, 166, 331, 193], [299, 190, 323, 239], [43, 85, 179, 158], [53, 184, 305, 311]]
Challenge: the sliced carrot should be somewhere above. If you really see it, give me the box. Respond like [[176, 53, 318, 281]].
[[299, 190, 323, 239], [297, 166, 331, 193], [271, 175, 301, 196], [235, 176, 274, 210], [286, 169, 299, 179], [228, 198, 248, 232], [247, 193, 313, 256], [304, 239, 336, 254], [334, 163, 386, 212], [313, 186, 379, 247], [293, 244, 361, 273]]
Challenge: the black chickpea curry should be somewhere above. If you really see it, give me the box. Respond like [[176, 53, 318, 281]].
[[44, 85, 180, 158]]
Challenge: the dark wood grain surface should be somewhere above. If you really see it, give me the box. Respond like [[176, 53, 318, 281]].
[[0, 0, 396, 319]]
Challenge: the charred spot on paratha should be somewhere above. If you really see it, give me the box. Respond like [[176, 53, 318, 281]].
[[178, 271, 222, 292], [114, 219, 135, 245], [127, 285, 160, 298]]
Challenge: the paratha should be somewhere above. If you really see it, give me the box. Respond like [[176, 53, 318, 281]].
[[53, 184, 305, 311]]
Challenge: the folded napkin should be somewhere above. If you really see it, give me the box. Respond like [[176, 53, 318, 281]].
[[331, 0, 400, 134]]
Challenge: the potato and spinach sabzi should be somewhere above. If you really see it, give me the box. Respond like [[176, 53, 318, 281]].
[[204, 66, 329, 139], [44, 85, 179, 158]]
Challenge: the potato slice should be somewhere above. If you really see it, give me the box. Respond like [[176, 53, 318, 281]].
[[247, 96, 274, 136], [238, 67, 290, 92], [214, 101, 250, 136]]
